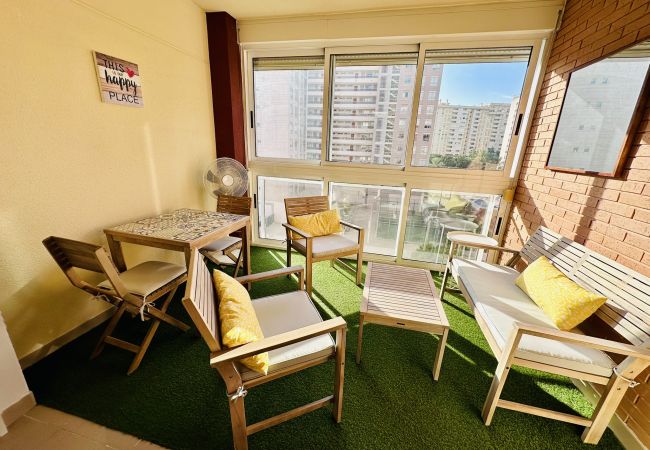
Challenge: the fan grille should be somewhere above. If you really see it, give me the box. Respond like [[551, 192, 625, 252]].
[[203, 158, 249, 198]]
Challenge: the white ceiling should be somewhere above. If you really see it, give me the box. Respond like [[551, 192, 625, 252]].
[[193, 0, 523, 19]]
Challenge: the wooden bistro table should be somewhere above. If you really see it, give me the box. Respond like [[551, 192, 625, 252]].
[[104, 208, 251, 275], [356, 262, 450, 380]]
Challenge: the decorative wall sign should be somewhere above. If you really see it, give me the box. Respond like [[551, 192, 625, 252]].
[[546, 40, 650, 177], [93, 52, 144, 108]]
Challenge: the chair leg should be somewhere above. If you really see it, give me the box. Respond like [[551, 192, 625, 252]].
[[229, 395, 248, 450], [128, 318, 160, 375], [356, 251, 363, 286], [233, 252, 244, 278], [440, 243, 456, 300], [306, 248, 313, 296], [440, 264, 450, 301], [127, 286, 179, 375], [582, 371, 638, 444], [286, 237, 292, 267], [355, 315, 364, 365], [482, 329, 522, 425], [333, 327, 346, 423], [91, 301, 127, 359], [330, 258, 335, 268], [482, 357, 512, 425]]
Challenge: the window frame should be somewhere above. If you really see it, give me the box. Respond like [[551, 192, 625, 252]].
[[323, 44, 419, 169], [242, 35, 548, 269]]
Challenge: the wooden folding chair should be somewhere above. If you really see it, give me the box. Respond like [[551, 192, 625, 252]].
[[282, 195, 364, 295], [43, 236, 190, 374], [201, 195, 252, 278], [182, 249, 347, 450]]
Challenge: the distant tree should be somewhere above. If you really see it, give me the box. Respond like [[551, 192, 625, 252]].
[[429, 154, 472, 168]]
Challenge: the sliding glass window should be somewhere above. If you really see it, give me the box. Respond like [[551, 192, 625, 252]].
[[253, 57, 324, 160], [257, 176, 323, 240], [330, 183, 405, 256], [328, 53, 418, 166], [403, 190, 501, 263], [411, 47, 531, 170], [244, 40, 543, 266]]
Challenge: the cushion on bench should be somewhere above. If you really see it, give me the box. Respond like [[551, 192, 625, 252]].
[[452, 259, 616, 377], [239, 290, 335, 381]]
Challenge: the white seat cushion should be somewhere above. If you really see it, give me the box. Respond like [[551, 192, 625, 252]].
[[239, 291, 335, 381], [204, 249, 240, 266], [452, 259, 615, 377], [201, 236, 241, 253], [293, 235, 359, 258], [97, 261, 186, 297]]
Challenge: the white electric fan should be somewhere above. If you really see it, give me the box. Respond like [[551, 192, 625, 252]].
[[203, 157, 249, 198]]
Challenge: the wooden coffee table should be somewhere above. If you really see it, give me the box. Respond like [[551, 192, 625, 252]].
[[356, 262, 450, 380]]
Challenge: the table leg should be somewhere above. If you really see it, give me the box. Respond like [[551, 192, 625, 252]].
[[433, 328, 449, 381], [184, 247, 192, 268], [106, 234, 127, 272], [243, 222, 252, 288], [356, 315, 365, 365]]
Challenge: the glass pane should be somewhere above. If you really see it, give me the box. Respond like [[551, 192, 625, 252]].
[[257, 176, 323, 240], [403, 190, 501, 263], [411, 47, 530, 170], [253, 57, 324, 160], [328, 53, 418, 166], [330, 183, 405, 256]]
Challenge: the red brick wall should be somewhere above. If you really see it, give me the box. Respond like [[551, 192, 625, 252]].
[[502, 0, 650, 444]]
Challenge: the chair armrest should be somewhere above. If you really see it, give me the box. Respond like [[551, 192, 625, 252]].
[[210, 317, 347, 366], [514, 322, 650, 361], [282, 223, 313, 239], [340, 220, 363, 232], [236, 266, 304, 285]]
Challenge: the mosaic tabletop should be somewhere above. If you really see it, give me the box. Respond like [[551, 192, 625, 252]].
[[106, 208, 248, 242]]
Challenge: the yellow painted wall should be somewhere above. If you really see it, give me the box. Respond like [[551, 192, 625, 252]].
[[0, 0, 216, 365]]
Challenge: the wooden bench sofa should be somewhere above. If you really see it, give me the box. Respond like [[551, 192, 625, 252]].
[[440, 226, 650, 444]]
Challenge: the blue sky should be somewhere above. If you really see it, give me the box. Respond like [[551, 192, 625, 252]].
[[437, 62, 528, 105]]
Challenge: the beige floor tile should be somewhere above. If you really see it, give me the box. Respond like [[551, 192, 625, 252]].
[[25, 405, 75, 428], [133, 439, 168, 450], [35, 428, 108, 450], [25, 405, 142, 449], [3, 407, 166, 450], [0, 416, 59, 450]]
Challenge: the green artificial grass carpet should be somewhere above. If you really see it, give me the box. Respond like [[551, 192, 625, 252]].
[[25, 247, 623, 450]]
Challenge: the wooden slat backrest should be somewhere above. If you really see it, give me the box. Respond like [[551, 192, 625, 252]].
[[284, 196, 330, 217], [43, 236, 131, 299], [520, 227, 650, 346], [182, 250, 221, 352], [217, 195, 252, 217], [43, 236, 105, 273]]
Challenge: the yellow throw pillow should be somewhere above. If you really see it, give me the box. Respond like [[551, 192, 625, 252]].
[[213, 270, 268, 375], [287, 209, 344, 240], [515, 256, 606, 331]]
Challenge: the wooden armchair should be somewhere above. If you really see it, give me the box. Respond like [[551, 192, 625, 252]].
[[43, 236, 189, 374], [182, 249, 347, 450], [282, 196, 364, 295], [201, 195, 252, 278]]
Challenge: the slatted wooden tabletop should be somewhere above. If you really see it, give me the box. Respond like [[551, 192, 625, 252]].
[[357, 262, 450, 380], [361, 262, 449, 330]]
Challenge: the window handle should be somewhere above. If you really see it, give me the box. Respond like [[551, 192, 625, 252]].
[[250, 111, 254, 128]]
